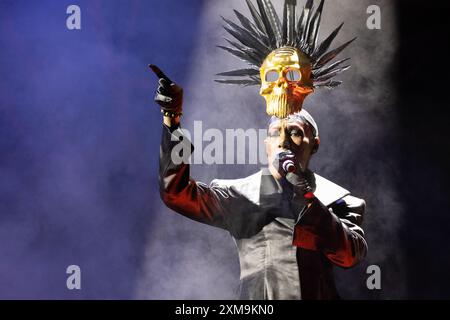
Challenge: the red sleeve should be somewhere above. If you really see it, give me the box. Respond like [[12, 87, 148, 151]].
[[292, 196, 367, 268]]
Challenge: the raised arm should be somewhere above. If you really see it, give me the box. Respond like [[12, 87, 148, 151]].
[[149, 65, 262, 231], [159, 124, 235, 229], [149, 64, 232, 228]]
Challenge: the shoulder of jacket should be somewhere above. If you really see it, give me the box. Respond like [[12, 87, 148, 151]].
[[210, 171, 261, 204], [314, 174, 366, 212], [313, 173, 350, 207], [210, 171, 261, 188], [340, 194, 366, 214]]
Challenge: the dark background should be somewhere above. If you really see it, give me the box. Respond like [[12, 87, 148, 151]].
[[396, 0, 450, 298], [0, 0, 449, 299]]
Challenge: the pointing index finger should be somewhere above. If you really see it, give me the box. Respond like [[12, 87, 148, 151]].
[[149, 64, 172, 84]]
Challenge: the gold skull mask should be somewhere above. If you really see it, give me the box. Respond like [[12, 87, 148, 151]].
[[260, 47, 314, 118]]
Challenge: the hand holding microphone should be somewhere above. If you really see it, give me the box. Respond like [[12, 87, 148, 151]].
[[273, 150, 314, 200]]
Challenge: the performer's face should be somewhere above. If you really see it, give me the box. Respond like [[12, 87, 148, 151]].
[[260, 47, 314, 118], [265, 119, 319, 180]]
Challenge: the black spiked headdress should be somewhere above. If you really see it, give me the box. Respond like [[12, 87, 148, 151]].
[[215, 0, 355, 89]]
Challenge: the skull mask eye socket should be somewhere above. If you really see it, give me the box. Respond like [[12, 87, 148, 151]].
[[265, 70, 279, 82], [264, 69, 302, 83], [285, 68, 301, 82]]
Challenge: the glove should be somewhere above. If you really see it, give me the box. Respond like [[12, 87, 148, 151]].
[[273, 151, 314, 200], [285, 172, 314, 199], [149, 64, 183, 118]]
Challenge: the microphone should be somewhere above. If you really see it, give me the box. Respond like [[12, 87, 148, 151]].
[[283, 159, 296, 173], [275, 150, 297, 174]]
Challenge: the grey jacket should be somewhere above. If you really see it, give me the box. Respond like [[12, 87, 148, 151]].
[[159, 125, 367, 300]]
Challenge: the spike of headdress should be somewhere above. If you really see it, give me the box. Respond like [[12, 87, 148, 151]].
[[216, 0, 354, 89]]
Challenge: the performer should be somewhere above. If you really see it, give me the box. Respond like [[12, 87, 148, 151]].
[[149, 0, 367, 300]]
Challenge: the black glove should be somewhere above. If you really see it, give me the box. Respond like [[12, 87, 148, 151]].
[[149, 64, 183, 117], [272, 151, 313, 198], [285, 172, 313, 198]]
